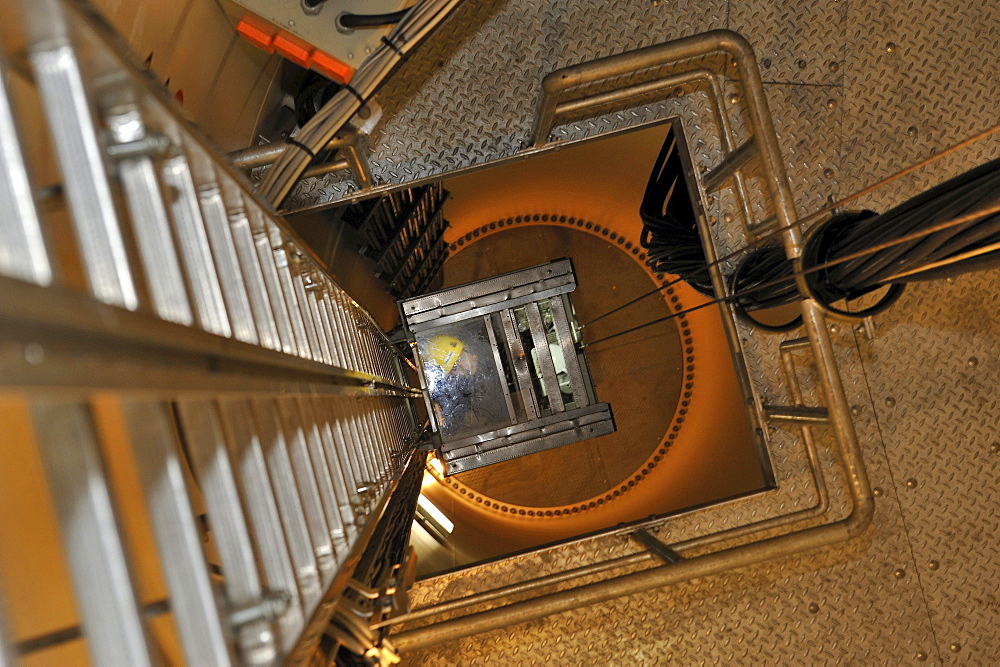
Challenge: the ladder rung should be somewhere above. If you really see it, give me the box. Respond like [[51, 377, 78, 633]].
[[217, 399, 306, 651], [31, 401, 155, 666], [175, 399, 276, 664], [251, 397, 324, 605], [121, 400, 235, 665]]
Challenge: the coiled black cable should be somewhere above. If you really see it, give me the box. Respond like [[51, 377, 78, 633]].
[[641, 128, 1000, 329]]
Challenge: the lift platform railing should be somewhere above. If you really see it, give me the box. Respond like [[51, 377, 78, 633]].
[[0, 0, 421, 664], [389, 31, 874, 650]]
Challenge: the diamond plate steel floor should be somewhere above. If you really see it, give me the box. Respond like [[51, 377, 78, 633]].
[[279, 0, 1000, 662]]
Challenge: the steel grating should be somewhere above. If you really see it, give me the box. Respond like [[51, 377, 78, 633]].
[[275, 0, 1000, 662]]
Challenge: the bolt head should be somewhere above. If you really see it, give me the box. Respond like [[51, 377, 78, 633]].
[[886, 42, 896, 53], [950, 643, 961, 653], [807, 602, 820, 614], [967, 357, 979, 367], [905, 478, 918, 489], [915, 651, 928, 661], [928, 560, 940, 570], [873, 487, 883, 497], [826, 98, 838, 109], [893, 568, 906, 579], [828, 60, 840, 72], [885, 397, 896, 407]]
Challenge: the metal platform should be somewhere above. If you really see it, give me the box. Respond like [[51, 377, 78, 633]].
[[303, 0, 1000, 663]]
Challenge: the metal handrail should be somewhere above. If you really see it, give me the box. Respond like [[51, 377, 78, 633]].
[[391, 30, 871, 651]]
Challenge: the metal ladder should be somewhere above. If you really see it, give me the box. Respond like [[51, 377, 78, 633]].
[[0, 0, 421, 663]]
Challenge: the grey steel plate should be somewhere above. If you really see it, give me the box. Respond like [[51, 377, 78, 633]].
[[256, 0, 1000, 662]]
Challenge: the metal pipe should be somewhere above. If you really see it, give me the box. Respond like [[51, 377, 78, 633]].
[[703, 138, 758, 192], [303, 158, 349, 179], [229, 132, 355, 169], [764, 405, 830, 424], [555, 72, 704, 116], [532, 31, 743, 146], [372, 552, 653, 629], [393, 465, 872, 650]]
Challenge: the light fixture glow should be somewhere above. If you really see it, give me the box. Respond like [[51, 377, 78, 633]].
[[417, 494, 454, 534]]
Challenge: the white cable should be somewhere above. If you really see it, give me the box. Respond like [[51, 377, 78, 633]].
[[260, 0, 463, 207]]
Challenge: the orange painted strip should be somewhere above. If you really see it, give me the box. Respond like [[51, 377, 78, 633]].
[[310, 50, 354, 84], [235, 15, 275, 54], [273, 31, 313, 67]]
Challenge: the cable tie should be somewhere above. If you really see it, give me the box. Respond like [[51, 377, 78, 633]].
[[380, 35, 404, 56], [286, 137, 316, 159], [343, 84, 366, 105]]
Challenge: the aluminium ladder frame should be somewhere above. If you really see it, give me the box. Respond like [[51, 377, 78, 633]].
[[0, 0, 422, 663]]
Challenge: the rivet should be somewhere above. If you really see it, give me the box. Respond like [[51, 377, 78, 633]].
[[829, 323, 839, 333], [728, 93, 740, 104], [885, 397, 896, 407], [905, 478, 918, 489], [709, 215, 718, 224], [823, 167, 835, 179], [288, 19, 295, 27], [915, 651, 928, 661], [990, 442, 1000, 453], [828, 60, 840, 72], [652, 0, 662, 6], [850, 405, 861, 416], [893, 568, 905, 579], [731, 58, 738, 68], [950, 643, 961, 653], [907, 126, 918, 136], [946, 277, 955, 284], [724, 213, 734, 224], [807, 602, 819, 614], [885, 42, 896, 53], [928, 560, 940, 570], [826, 98, 838, 109], [967, 356, 979, 367], [762, 58, 772, 68], [347, 52, 354, 60], [365, 46, 371, 55], [796, 58, 807, 70], [873, 487, 883, 497]]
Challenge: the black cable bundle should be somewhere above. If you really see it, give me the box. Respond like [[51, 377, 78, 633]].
[[805, 155, 1000, 296], [639, 130, 715, 297], [732, 155, 1000, 320], [640, 125, 1000, 330]]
